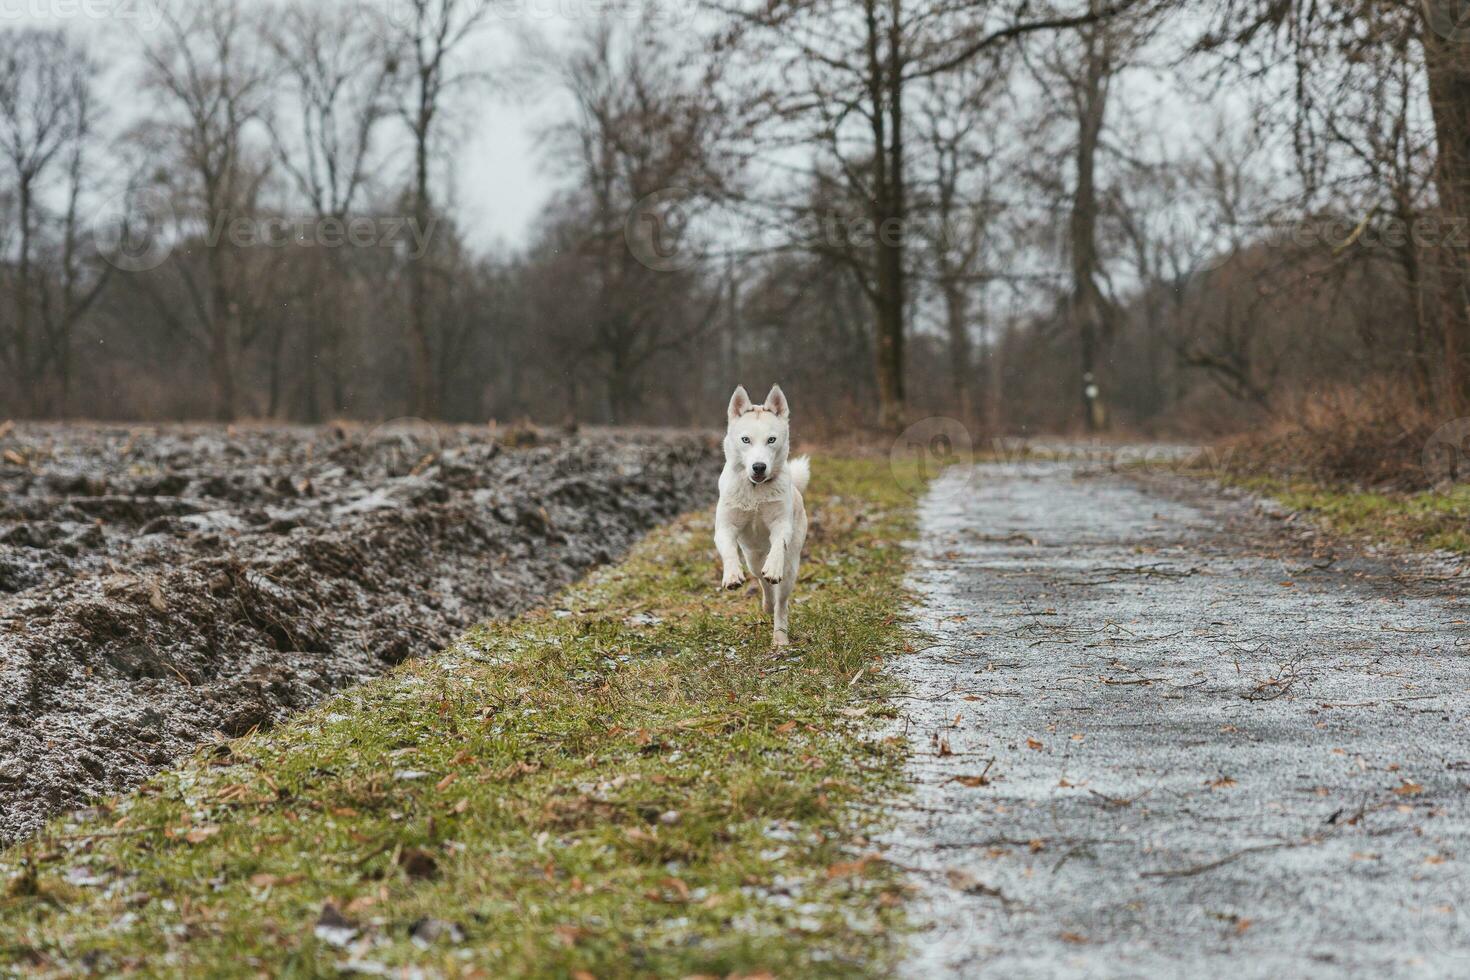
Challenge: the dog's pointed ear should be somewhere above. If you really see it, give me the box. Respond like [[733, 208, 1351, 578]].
[[763, 384, 789, 419], [728, 385, 752, 420]]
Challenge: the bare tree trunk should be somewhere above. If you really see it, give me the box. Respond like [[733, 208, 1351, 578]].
[[1395, 194, 1437, 408], [409, 111, 437, 418], [16, 181, 35, 414], [983, 313, 1004, 433], [865, 0, 907, 431], [207, 245, 238, 421], [1421, 12, 1470, 411], [1068, 17, 1112, 432], [942, 281, 973, 422]]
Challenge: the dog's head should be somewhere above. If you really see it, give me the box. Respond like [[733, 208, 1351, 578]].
[[725, 385, 791, 485]]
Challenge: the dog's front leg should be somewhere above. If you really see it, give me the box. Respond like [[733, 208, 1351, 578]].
[[760, 515, 792, 584], [714, 509, 746, 590]]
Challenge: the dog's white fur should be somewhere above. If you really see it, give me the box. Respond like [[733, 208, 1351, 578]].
[[714, 384, 810, 648]]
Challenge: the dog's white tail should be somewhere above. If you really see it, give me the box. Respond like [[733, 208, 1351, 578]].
[[788, 455, 811, 493]]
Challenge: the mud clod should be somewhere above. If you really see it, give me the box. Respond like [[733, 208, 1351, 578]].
[[0, 423, 715, 844]]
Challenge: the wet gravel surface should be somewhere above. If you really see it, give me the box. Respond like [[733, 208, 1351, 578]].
[[0, 423, 715, 845], [886, 459, 1470, 978]]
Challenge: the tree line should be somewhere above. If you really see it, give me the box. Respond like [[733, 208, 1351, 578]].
[[0, 0, 1466, 436]]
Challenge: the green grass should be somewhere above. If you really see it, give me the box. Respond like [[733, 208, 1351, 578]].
[[0, 457, 923, 978], [1215, 472, 1470, 555]]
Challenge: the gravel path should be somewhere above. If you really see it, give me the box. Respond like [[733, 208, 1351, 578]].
[[886, 459, 1470, 978]]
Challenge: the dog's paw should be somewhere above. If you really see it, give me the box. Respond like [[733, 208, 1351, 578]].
[[760, 560, 783, 585], [721, 567, 746, 591], [772, 629, 790, 648]]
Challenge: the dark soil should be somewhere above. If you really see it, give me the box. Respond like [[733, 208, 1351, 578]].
[[0, 422, 716, 844]]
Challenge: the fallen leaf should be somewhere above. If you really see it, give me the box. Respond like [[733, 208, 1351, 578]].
[[249, 872, 303, 888], [1207, 776, 1238, 789], [344, 895, 377, 916], [1393, 780, 1424, 796], [554, 925, 586, 948], [1026, 738, 1044, 751], [664, 875, 690, 905], [953, 775, 991, 788], [1060, 931, 1090, 944], [397, 847, 439, 880], [184, 825, 220, 844], [826, 853, 884, 878]]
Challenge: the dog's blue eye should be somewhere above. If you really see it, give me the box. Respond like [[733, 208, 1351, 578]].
[[741, 436, 751, 444], [766, 437, 776, 444]]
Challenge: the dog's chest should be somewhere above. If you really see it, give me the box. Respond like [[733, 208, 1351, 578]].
[[733, 510, 774, 543]]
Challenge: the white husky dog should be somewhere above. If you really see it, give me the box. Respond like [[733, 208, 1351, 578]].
[[715, 384, 810, 647]]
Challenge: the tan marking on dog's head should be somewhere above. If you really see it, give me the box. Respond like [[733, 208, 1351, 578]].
[[724, 385, 793, 485]]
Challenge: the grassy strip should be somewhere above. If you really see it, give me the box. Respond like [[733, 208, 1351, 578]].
[[1213, 472, 1470, 555], [1, 457, 920, 978]]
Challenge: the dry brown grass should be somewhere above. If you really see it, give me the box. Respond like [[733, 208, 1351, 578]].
[[1220, 379, 1452, 491]]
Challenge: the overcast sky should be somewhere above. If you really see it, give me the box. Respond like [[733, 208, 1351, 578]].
[[7, 1, 558, 251], [7, 1, 1254, 261]]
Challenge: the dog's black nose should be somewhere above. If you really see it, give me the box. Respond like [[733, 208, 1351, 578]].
[[751, 462, 767, 476]]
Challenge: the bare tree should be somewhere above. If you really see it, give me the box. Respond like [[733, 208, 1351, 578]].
[[1202, 1, 1470, 411], [914, 58, 1009, 425], [717, 0, 1151, 428], [138, 0, 273, 420], [378, 0, 496, 418], [544, 16, 731, 422], [0, 28, 96, 412], [1026, 0, 1163, 430], [264, 0, 399, 419]]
